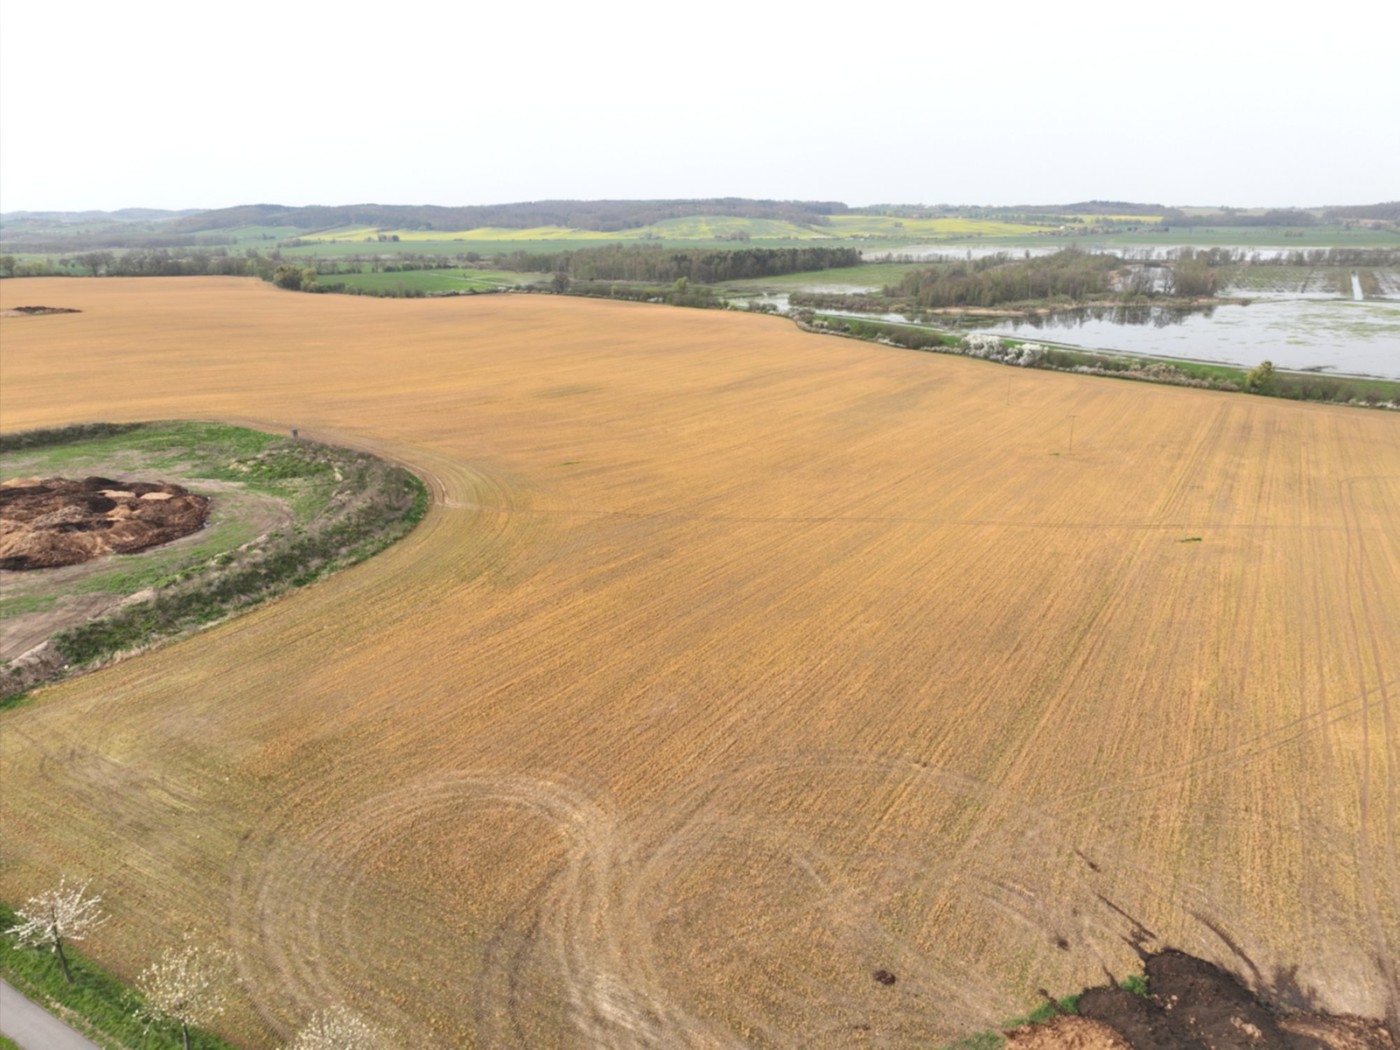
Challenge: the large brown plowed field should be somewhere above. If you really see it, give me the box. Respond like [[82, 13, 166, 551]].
[[2, 277, 1396, 1047]]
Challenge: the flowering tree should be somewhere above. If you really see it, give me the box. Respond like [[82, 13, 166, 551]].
[[286, 1007, 392, 1050], [10, 877, 107, 983], [137, 938, 232, 1050]]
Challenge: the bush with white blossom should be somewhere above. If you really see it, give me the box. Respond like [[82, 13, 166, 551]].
[[961, 333, 1045, 367]]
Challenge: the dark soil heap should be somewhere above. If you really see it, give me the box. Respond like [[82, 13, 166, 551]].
[[0, 476, 210, 570], [1006, 950, 1394, 1049], [2, 305, 81, 316]]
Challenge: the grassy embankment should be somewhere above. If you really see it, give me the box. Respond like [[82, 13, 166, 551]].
[[0, 903, 235, 1050], [0, 421, 427, 703]]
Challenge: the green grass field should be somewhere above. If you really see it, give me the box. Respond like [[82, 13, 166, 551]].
[[196, 224, 304, 245], [320, 268, 534, 293]]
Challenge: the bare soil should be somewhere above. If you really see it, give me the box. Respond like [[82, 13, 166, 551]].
[[3, 280, 1397, 1049], [0, 476, 209, 570], [1007, 951, 1396, 1049]]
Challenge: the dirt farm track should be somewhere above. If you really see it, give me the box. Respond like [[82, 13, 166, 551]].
[[1, 277, 1397, 1047]]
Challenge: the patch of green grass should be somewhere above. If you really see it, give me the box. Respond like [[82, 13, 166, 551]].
[[0, 689, 35, 713], [1121, 973, 1149, 997], [940, 972, 1150, 1049], [939, 993, 1082, 1049], [0, 903, 237, 1050], [70, 528, 255, 595], [0, 593, 58, 616], [3, 421, 280, 478]]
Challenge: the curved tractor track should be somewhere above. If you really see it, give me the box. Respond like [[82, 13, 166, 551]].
[[1, 278, 1397, 1047]]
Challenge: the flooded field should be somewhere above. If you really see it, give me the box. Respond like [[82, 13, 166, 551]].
[[742, 258, 1400, 379], [987, 299, 1400, 379]]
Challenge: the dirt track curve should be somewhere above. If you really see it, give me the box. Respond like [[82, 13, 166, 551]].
[[1, 278, 1396, 1048]]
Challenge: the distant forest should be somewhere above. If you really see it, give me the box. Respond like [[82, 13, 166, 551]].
[[1167, 203, 1400, 227], [168, 199, 851, 234]]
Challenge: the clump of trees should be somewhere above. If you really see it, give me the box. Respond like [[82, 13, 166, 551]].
[[885, 248, 1230, 309], [273, 264, 319, 292], [890, 248, 1120, 309], [1167, 250, 1221, 297], [1245, 360, 1276, 393]]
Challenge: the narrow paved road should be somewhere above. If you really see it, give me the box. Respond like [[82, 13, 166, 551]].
[[0, 980, 103, 1050]]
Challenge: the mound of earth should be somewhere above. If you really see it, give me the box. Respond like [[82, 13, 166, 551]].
[[0, 476, 210, 570], [1, 305, 81, 316], [1005, 950, 1395, 1049]]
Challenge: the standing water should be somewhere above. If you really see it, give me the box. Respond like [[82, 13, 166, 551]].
[[985, 300, 1400, 379]]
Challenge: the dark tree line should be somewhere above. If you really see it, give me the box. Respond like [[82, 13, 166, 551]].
[[494, 245, 863, 283], [1320, 202, 1400, 222], [4, 248, 489, 281], [1169, 208, 1320, 227], [1, 230, 209, 252]]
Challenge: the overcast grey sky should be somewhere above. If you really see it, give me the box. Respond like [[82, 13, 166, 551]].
[[2, 0, 1396, 213]]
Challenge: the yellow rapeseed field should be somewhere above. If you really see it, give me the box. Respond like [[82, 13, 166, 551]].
[[1, 278, 1396, 1048]]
